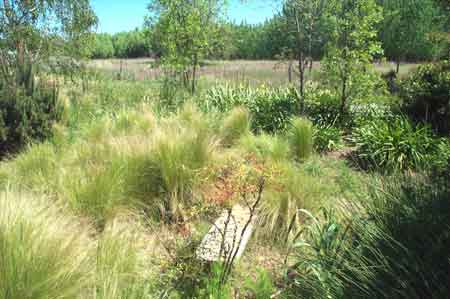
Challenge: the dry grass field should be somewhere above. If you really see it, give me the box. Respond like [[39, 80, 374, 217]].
[[90, 58, 419, 86]]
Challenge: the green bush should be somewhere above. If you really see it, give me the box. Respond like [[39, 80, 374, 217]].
[[285, 175, 449, 299], [399, 60, 450, 135], [202, 84, 297, 132], [313, 125, 342, 153], [303, 87, 342, 127], [288, 117, 313, 161], [0, 83, 62, 155], [351, 117, 439, 171]]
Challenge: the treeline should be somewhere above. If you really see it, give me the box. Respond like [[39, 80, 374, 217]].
[[91, 0, 449, 62], [90, 29, 151, 59]]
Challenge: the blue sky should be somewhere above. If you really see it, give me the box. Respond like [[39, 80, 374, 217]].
[[91, 0, 279, 34]]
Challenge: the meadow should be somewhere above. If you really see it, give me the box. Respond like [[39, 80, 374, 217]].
[[0, 58, 448, 298], [90, 58, 419, 86], [1, 0, 449, 298]]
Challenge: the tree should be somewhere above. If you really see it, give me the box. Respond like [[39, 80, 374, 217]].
[[379, 0, 443, 73], [0, 0, 97, 88], [282, 0, 329, 113], [323, 0, 383, 114], [147, 0, 226, 94], [91, 33, 115, 59]]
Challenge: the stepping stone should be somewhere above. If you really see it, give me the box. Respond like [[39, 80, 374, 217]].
[[196, 204, 255, 262]]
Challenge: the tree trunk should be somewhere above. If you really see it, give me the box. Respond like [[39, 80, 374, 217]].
[[396, 59, 400, 74], [288, 60, 293, 83], [340, 75, 347, 115], [191, 54, 198, 94], [298, 50, 305, 114]]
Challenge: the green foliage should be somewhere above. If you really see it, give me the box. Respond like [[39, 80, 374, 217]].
[[0, 191, 153, 299], [220, 107, 251, 146], [313, 125, 342, 153], [285, 175, 450, 298], [323, 0, 383, 113], [66, 155, 127, 228], [96, 221, 150, 299], [288, 117, 313, 161], [147, 0, 225, 92], [239, 133, 291, 162], [351, 117, 441, 171], [258, 161, 328, 241], [113, 30, 150, 58], [303, 87, 342, 126], [0, 192, 93, 299], [0, 83, 62, 155], [379, 0, 445, 65], [244, 269, 275, 299], [399, 60, 450, 134], [285, 208, 351, 299], [203, 84, 298, 132], [125, 104, 215, 222], [151, 124, 213, 220], [197, 263, 232, 299], [91, 33, 115, 58]]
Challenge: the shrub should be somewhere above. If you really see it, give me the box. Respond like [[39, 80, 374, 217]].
[[285, 175, 450, 299], [351, 117, 439, 171], [247, 86, 298, 132], [303, 87, 342, 127], [220, 107, 251, 146], [304, 85, 395, 129], [288, 117, 313, 161], [0, 83, 62, 155], [202, 84, 297, 132], [399, 60, 450, 134], [0, 191, 93, 299], [313, 125, 342, 153]]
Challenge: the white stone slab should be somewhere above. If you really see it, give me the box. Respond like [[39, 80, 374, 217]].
[[196, 205, 255, 262]]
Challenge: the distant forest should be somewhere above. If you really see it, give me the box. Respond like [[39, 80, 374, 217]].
[[91, 0, 450, 62]]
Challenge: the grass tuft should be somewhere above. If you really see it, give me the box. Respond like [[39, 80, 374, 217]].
[[220, 107, 251, 146], [288, 117, 313, 161], [0, 191, 93, 299]]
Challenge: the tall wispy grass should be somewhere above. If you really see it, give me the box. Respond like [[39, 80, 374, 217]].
[[220, 107, 251, 146], [238, 133, 290, 162], [285, 175, 449, 298], [0, 191, 93, 299], [64, 156, 127, 228], [0, 190, 155, 299], [12, 142, 58, 191], [95, 219, 150, 299], [288, 117, 313, 161], [257, 161, 325, 241], [150, 124, 216, 220]]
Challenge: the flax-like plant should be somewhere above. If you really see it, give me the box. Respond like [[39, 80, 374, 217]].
[[351, 116, 437, 171], [285, 175, 449, 298]]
